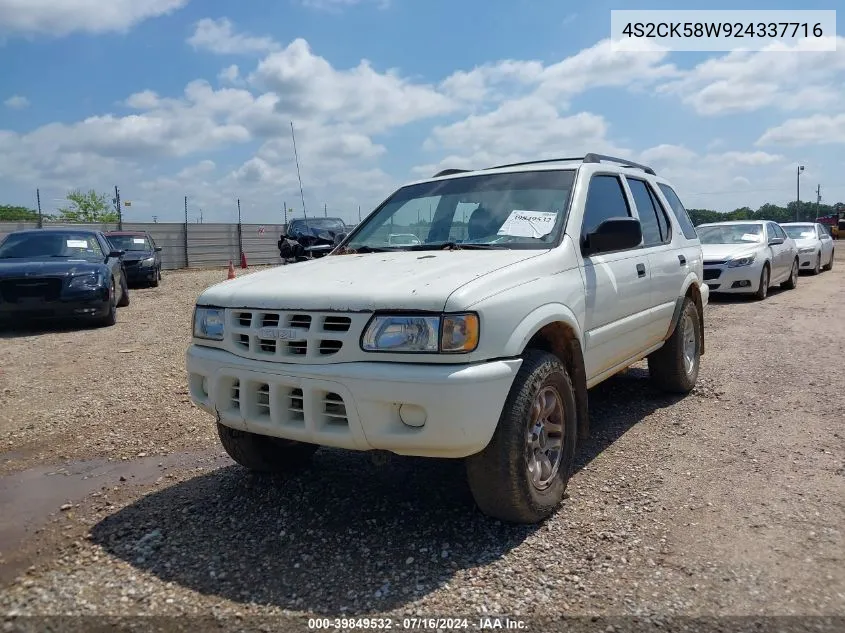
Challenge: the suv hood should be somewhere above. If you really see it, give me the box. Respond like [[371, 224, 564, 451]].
[[701, 243, 762, 261], [198, 249, 544, 312]]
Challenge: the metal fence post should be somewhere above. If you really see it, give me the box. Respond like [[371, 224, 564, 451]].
[[184, 196, 189, 268], [237, 198, 243, 263]]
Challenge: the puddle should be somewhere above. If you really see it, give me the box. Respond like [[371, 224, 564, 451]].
[[0, 450, 228, 565]]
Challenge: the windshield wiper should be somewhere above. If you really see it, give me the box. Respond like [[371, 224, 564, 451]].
[[407, 242, 508, 251]]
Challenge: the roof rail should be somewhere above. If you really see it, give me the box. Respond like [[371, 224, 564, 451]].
[[485, 157, 585, 170], [433, 168, 471, 177], [582, 153, 656, 175]]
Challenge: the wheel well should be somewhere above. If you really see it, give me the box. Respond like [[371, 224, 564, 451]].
[[524, 322, 590, 440], [685, 283, 705, 356]]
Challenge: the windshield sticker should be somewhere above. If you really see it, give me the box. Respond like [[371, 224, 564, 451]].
[[66, 239, 88, 248], [497, 210, 558, 238], [133, 238, 146, 244]]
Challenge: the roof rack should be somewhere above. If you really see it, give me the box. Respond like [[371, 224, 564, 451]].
[[484, 154, 657, 176], [432, 168, 471, 177]]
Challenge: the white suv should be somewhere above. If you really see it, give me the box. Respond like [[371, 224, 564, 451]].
[[187, 154, 708, 524]]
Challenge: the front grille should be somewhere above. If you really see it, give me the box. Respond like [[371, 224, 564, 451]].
[[703, 260, 727, 266], [226, 309, 365, 363], [703, 269, 722, 280], [0, 278, 63, 303]]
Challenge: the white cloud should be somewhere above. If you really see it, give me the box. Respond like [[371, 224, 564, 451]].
[[659, 36, 845, 116], [756, 114, 845, 146], [251, 38, 457, 131], [0, 0, 188, 36], [4, 94, 29, 109], [218, 64, 241, 84], [300, 0, 390, 11], [187, 17, 280, 55]]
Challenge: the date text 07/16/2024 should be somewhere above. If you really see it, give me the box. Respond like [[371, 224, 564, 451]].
[[307, 617, 527, 630]]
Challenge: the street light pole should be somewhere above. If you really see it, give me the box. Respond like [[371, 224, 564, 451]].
[[796, 165, 805, 221]]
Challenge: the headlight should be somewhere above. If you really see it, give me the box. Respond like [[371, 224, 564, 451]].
[[140, 257, 155, 266], [798, 247, 815, 254], [361, 313, 479, 353], [727, 254, 756, 268], [68, 273, 102, 289], [194, 307, 225, 341]]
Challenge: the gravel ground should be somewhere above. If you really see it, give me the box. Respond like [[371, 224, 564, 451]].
[[0, 263, 843, 629]]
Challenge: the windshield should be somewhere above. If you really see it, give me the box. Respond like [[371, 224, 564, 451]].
[[782, 225, 815, 240], [697, 224, 764, 245], [108, 235, 152, 251], [388, 234, 421, 245], [345, 170, 575, 251], [289, 218, 345, 235], [0, 232, 103, 259]]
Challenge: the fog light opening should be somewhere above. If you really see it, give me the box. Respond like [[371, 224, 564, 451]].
[[399, 404, 426, 428]]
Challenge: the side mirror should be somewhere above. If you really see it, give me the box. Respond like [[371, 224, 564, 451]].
[[333, 232, 347, 246], [108, 250, 125, 259], [154, 246, 163, 252], [769, 237, 784, 245], [582, 217, 642, 256]]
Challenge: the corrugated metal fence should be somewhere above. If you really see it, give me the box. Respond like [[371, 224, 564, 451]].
[[0, 222, 354, 270]]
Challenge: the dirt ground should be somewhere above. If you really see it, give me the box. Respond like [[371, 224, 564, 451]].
[[0, 262, 843, 629]]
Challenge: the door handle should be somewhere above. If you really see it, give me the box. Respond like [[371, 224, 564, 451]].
[[636, 263, 646, 278], [678, 254, 687, 266]]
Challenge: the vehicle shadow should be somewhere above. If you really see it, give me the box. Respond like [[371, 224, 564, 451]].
[[0, 319, 106, 339], [88, 368, 684, 615]]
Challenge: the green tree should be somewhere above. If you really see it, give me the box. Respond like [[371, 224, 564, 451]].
[[0, 204, 41, 221], [56, 189, 118, 223]]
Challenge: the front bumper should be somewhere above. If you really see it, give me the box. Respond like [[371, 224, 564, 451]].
[[703, 260, 764, 294], [797, 251, 819, 270], [0, 292, 110, 322], [124, 264, 157, 282], [186, 345, 521, 458]]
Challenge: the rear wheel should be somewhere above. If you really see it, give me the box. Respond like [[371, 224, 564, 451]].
[[465, 350, 577, 524], [647, 297, 701, 394], [781, 258, 799, 290], [754, 265, 770, 300], [217, 423, 318, 473]]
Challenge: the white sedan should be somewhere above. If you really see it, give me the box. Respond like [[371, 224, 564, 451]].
[[781, 222, 835, 275], [697, 220, 799, 300]]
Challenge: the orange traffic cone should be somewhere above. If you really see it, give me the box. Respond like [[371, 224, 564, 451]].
[[227, 261, 236, 279], [240, 252, 248, 269]]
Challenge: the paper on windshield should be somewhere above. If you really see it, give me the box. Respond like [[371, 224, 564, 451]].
[[740, 234, 760, 242], [66, 240, 88, 248], [133, 238, 146, 244], [497, 210, 557, 238]]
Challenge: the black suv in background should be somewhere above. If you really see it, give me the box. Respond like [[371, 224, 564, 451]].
[[105, 231, 163, 287]]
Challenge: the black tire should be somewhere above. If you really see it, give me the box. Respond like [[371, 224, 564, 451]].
[[98, 279, 117, 327], [217, 423, 318, 473], [781, 258, 799, 290], [754, 264, 770, 301], [823, 251, 834, 271], [812, 253, 821, 275], [465, 350, 577, 524], [150, 267, 160, 287], [117, 275, 130, 307], [647, 297, 701, 394]]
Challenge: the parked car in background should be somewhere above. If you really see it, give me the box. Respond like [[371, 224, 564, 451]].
[[188, 153, 709, 524], [105, 231, 163, 287], [278, 217, 347, 262], [387, 233, 422, 246], [0, 228, 129, 327], [697, 220, 799, 300], [780, 222, 835, 274]]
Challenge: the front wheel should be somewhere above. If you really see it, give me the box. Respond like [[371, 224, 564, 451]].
[[217, 423, 318, 473], [117, 274, 130, 307], [812, 254, 821, 275], [754, 265, 770, 301], [98, 278, 117, 327], [647, 297, 701, 394], [781, 258, 799, 290], [465, 350, 577, 524], [823, 250, 834, 271]]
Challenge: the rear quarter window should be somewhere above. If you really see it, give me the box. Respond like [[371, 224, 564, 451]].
[[657, 183, 698, 241]]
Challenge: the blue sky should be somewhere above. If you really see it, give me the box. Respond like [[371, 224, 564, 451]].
[[1, 0, 843, 224]]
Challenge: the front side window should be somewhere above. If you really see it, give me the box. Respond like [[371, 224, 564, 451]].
[[581, 175, 631, 238], [345, 170, 575, 251]]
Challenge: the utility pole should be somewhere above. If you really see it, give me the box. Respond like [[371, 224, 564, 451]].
[[284, 201, 288, 225], [36, 188, 43, 228], [153, 215, 158, 223], [114, 185, 122, 229], [816, 184, 821, 220], [796, 165, 804, 221], [324, 203, 327, 217], [184, 196, 189, 268], [199, 208, 203, 224], [358, 205, 361, 222]]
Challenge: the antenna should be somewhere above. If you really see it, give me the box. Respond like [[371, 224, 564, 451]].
[[290, 121, 309, 228]]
